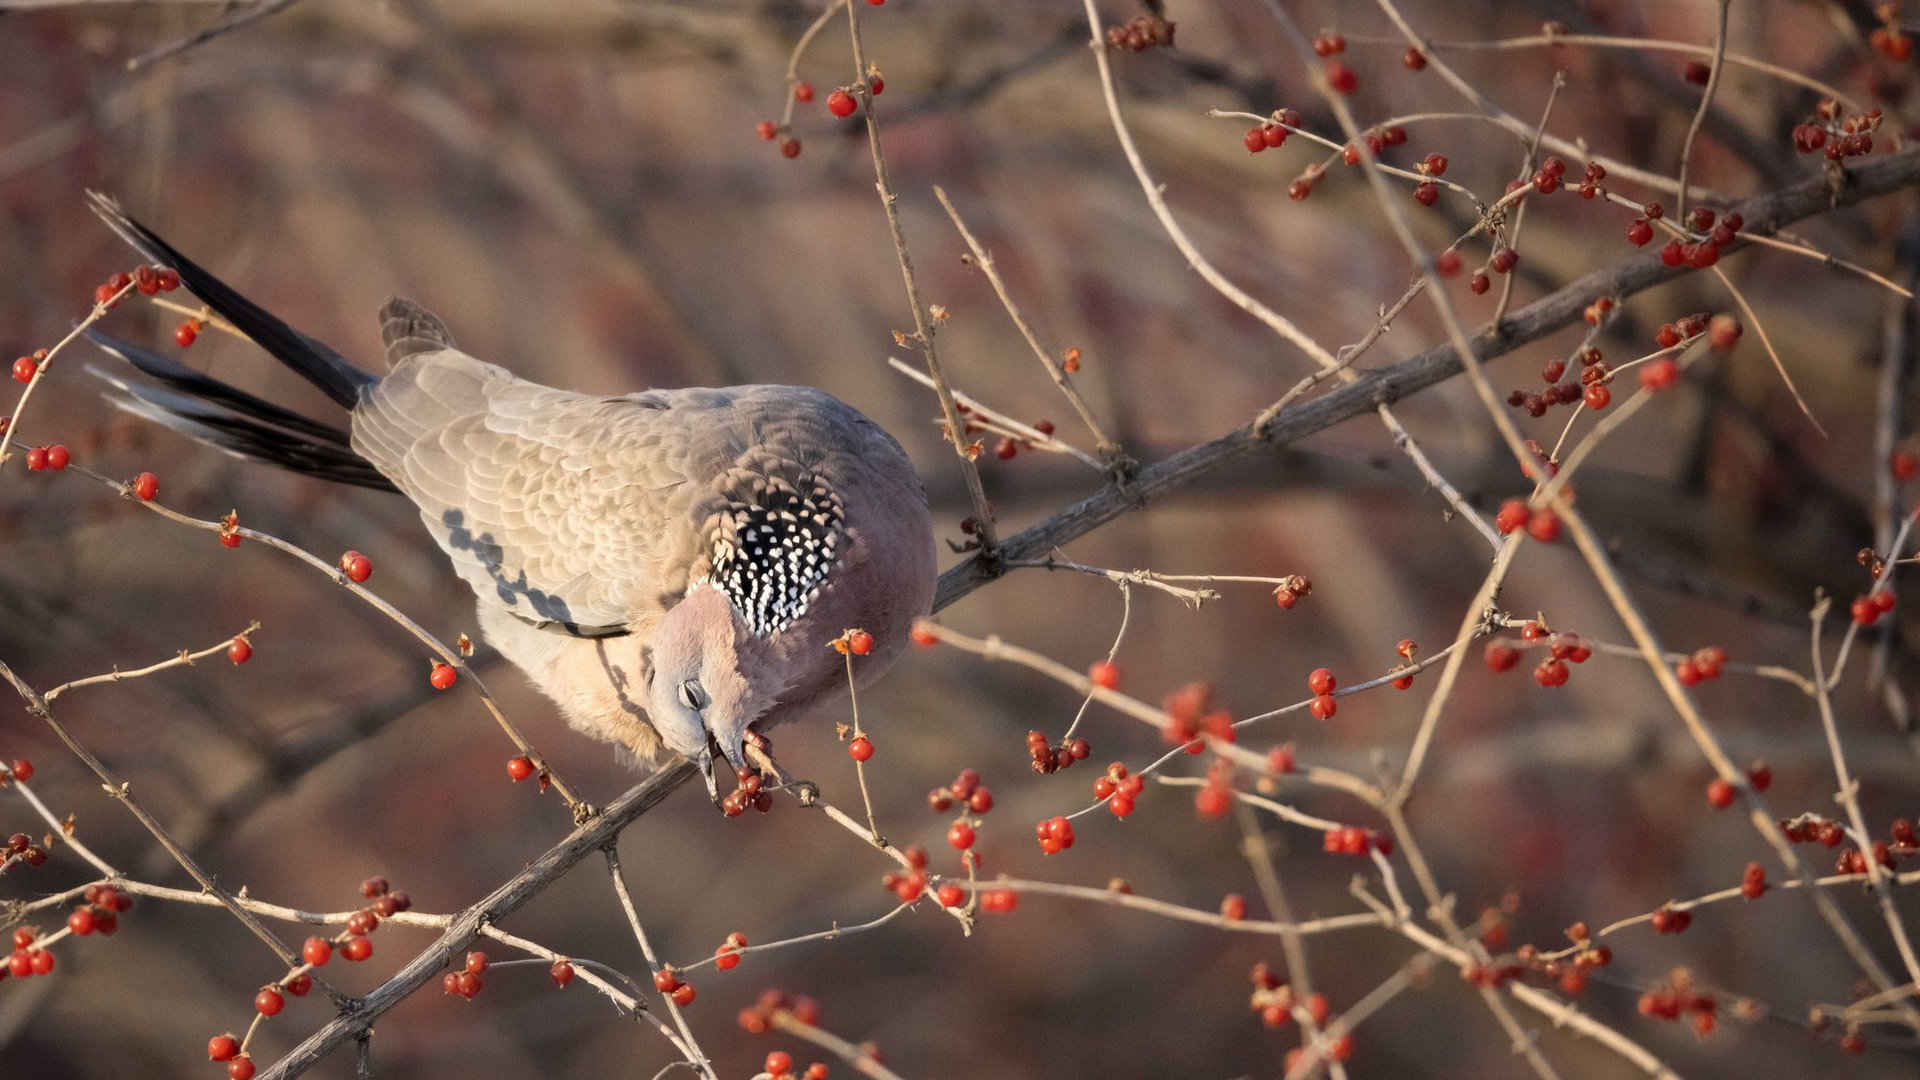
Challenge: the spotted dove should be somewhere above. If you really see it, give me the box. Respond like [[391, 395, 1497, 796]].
[[84, 193, 937, 799]]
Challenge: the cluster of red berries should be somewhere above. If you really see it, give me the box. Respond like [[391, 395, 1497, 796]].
[[1241, 107, 1301, 154], [1481, 624, 1593, 686], [1248, 962, 1311, 1027], [881, 843, 935, 903], [1023, 728, 1089, 774], [1850, 589, 1896, 626], [759, 1049, 831, 1080], [337, 549, 373, 583], [1034, 815, 1075, 854], [1104, 12, 1175, 52], [1321, 824, 1390, 856], [652, 965, 698, 1007], [1674, 645, 1728, 685], [714, 930, 749, 971], [21, 443, 70, 472], [1507, 342, 1615, 418], [1493, 499, 1562, 544], [1271, 573, 1311, 609], [1092, 761, 1147, 818], [1872, 21, 1913, 61], [927, 766, 995, 816], [61, 881, 134, 943], [1792, 100, 1881, 158], [6, 926, 58, 979], [442, 949, 490, 1000], [1656, 207, 1745, 270], [1341, 124, 1408, 166], [1160, 680, 1231, 752], [1516, 938, 1612, 998], [1636, 968, 1721, 1036], [1649, 904, 1694, 935], [11, 348, 46, 383], [736, 988, 820, 1035], [722, 765, 775, 817], [1311, 32, 1357, 95]]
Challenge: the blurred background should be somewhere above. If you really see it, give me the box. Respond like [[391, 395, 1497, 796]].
[[3, 1, 1919, 1076]]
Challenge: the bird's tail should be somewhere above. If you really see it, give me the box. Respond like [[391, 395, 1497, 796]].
[[84, 192, 397, 492]]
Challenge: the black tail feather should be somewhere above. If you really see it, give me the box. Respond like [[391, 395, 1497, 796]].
[[86, 191, 377, 409], [89, 339, 397, 492]]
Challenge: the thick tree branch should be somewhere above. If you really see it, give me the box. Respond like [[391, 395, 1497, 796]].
[[935, 148, 1920, 611], [255, 760, 699, 1080]]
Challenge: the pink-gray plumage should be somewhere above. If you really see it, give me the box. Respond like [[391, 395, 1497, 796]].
[[85, 193, 936, 800]]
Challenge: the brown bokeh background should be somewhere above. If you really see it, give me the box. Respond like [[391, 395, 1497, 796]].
[[4, 1, 1919, 1077]]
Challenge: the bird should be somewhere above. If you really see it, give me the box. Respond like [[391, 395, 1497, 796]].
[[82, 192, 937, 804]]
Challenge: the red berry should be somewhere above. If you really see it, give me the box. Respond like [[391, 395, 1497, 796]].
[[341, 935, 373, 963], [24, 447, 47, 472], [654, 969, 680, 992], [1108, 793, 1135, 817], [1490, 247, 1518, 274], [826, 89, 856, 118], [994, 437, 1017, 460], [1307, 667, 1336, 694], [156, 268, 180, 291], [1639, 358, 1678, 390], [208, 1034, 240, 1061], [767, 1052, 796, 1077], [1584, 384, 1611, 410], [1194, 785, 1231, 820], [793, 82, 814, 103], [67, 907, 96, 935], [1534, 658, 1569, 687], [1706, 778, 1735, 809], [1243, 128, 1267, 154], [1707, 314, 1742, 349], [131, 471, 159, 500], [1470, 272, 1490, 294], [507, 755, 536, 781], [175, 321, 199, 348], [40, 443, 67, 471], [11, 356, 35, 383], [550, 959, 574, 987], [968, 786, 994, 812], [1660, 241, 1685, 266], [254, 987, 285, 1016], [1324, 60, 1357, 94], [1219, 893, 1248, 921], [1683, 60, 1711, 85], [1495, 499, 1531, 535], [1626, 220, 1653, 246], [1088, 660, 1120, 689], [1310, 694, 1337, 720], [848, 735, 875, 762], [778, 137, 803, 159], [937, 883, 965, 907], [428, 661, 457, 690], [339, 550, 372, 582], [1485, 642, 1520, 672], [1526, 509, 1561, 543], [228, 1057, 256, 1080], [671, 982, 696, 1007], [756, 121, 777, 141], [947, 821, 975, 850], [227, 637, 253, 665], [303, 937, 331, 967], [1435, 250, 1461, 276], [1404, 47, 1427, 70], [847, 629, 874, 655], [286, 972, 312, 997]]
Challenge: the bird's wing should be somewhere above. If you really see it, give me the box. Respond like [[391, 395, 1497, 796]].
[[350, 349, 726, 634]]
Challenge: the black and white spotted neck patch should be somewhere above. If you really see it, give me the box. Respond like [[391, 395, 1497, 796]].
[[697, 472, 845, 637]]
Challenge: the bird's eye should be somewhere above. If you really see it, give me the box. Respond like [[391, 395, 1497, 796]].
[[677, 680, 706, 711]]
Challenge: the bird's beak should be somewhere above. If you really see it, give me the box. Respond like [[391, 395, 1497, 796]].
[[697, 745, 720, 803], [719, 736, 750, 778]]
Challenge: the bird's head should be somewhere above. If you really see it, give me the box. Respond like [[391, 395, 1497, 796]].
[[646, 586, 767, 801]]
